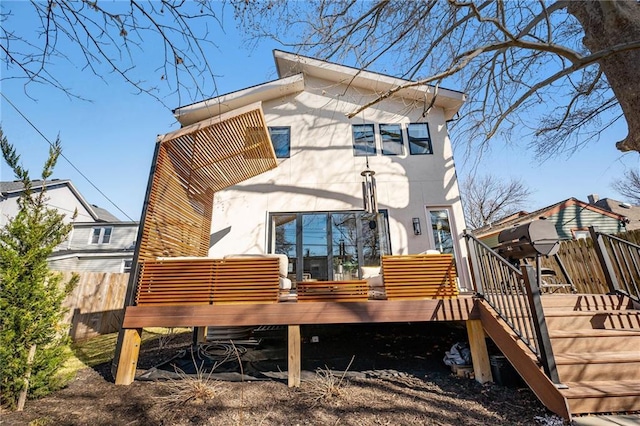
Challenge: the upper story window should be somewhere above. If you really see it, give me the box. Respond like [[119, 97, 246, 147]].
[[90, 227, 112, 244], [268, 127, 290, 158], [407, 123, 433, 155], [352, 124, 376, 157], [380, 124, 404, 155]]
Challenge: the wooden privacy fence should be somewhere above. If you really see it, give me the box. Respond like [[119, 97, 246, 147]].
[[59, 271, 129, 341], [540, 228, 640, 295]]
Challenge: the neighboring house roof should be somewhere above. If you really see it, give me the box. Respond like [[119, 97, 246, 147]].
[[174, 50, 467, 126], [594, 198, 640, 230], [473, 197, 627, 239], [0, 179, 119, 222]]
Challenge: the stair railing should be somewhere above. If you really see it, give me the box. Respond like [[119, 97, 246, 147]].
[[464, 231, 560, 383], [590, 226, 640, 304]]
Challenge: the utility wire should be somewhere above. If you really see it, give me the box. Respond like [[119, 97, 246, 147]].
[[1, 92, 135, 221]]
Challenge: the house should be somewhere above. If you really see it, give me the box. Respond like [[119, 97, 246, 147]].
[[589, 194, 640, 231], [473, 197, 628, 248], [172, 50, 471, 289], [0, 179, 137, 272]]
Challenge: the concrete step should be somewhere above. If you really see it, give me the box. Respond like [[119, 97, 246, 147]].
[[562, 380, 640, 415]]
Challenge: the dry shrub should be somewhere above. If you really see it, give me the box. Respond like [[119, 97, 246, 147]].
[[154, 350, 224, 409], [301, 356, 354, 405]]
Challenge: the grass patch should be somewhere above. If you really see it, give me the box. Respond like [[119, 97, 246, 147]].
[[60, 328, 191, 378]]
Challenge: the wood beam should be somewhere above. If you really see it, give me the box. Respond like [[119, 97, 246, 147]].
[[122, 297, 477, 329], [114, 328, 142, 385], [466, 319, 492, 384], [288, 325, 301, 388]]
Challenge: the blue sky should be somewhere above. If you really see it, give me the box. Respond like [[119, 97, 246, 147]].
[[1, 1, 637, 222]]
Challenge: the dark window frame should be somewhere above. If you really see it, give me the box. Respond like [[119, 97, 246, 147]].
[[407, 123, 433, 155], [352, 124, 376, 157], [268, 126, 291, 158], [380, 123, 404, 155]]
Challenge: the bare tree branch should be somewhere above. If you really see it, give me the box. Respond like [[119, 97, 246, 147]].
[[234, 0, 640, 155], [461, 174, 533, 229], [612, 169, 640, 206]]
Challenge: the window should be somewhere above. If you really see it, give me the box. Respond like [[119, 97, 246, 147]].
[[407, 123, 433, 155], [352, 124, 376, 156], [90, 227, 112, 244], [380, 124, 404, 155], [427, 209, 454, 255], [122, 259, 133, 273], [268, 127, 290, 158], [269, 210, 390, 283]]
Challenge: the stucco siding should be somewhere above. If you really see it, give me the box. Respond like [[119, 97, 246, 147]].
[[207, 76, 470, 289]]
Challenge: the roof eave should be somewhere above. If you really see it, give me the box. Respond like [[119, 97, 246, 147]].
[[273, 50, 466, 119], [174, 74, 305, 127]]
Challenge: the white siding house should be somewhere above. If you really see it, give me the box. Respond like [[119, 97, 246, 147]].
[[172, 51, 471, 289], [0, 179, 138, 273]]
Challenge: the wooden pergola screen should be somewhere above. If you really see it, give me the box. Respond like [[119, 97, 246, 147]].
[[137, 102, 277, 263]]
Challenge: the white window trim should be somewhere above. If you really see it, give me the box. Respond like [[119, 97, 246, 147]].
[[89, 226, 113, 245]]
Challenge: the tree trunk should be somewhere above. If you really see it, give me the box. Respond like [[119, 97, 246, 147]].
[[16, 344, 37, 411], [567, 1, 640, 153]]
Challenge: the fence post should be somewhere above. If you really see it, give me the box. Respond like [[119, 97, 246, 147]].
[[463, 230, 484, 296], [588, 226, 621, 294], [521, 264, 561, 385]]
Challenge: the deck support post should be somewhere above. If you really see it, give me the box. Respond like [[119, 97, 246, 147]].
[[194, 327, 208, 344], [466, 319, 492, 384], [114, 328, 142, 385], [288, 325, 301, 387]]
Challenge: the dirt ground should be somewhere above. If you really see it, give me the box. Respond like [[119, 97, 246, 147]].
[[1, 322, 564, 426]]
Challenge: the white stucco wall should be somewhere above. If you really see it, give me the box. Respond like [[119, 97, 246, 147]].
[[207, 75, 471, 289]]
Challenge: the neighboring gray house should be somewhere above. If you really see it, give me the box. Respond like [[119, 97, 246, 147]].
[[0, 179, 138, 272]]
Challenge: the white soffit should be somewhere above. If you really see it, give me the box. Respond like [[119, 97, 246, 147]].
[[174, 74, 305, 126], [274, 50, 466, 120]]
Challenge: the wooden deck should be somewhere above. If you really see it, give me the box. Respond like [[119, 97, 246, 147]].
[[122, 296, 478, 328]]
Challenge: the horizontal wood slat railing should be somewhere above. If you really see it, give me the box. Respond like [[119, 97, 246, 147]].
[[297, 280, 369, 302], [136, 257, 280, 305], [381, 254, 459, 299]]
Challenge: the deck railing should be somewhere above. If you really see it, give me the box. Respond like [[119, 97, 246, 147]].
[[464, 231, 560, 383], [590, 227, 640, 304]]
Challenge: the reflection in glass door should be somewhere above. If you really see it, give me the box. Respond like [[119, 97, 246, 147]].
[[270, 211, 390, 283], [427, 208, 455, 255], [302, 214, 329, 281]]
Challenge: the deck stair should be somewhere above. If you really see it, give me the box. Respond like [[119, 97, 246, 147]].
[[541, 294, 640, 416]]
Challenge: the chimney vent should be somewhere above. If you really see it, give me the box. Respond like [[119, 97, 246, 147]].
[[588, 194, 599, 204]]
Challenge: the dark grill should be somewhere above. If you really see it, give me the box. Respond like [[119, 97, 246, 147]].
[[497, 220, 560, 260]]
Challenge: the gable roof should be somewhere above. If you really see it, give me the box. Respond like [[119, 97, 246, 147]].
[[174, 50, 466, 127], [0, 179, 119, 222], [473, 197, 627, 238]]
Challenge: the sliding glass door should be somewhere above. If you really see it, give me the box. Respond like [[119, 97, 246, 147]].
[[270, 211, 390, 284]]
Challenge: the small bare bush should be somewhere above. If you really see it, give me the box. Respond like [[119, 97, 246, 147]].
[[301, 356, 354, 405], [155, 350, 223, 409], [157, 328, 177, 349]]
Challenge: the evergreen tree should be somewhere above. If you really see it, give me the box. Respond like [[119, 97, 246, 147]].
[[0, 128, 78, 410]]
